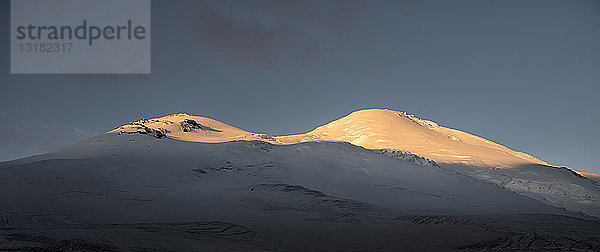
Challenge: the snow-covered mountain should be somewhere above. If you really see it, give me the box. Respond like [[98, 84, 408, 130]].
[[110, 109, 600, 217], [1, 108, 599, 250]]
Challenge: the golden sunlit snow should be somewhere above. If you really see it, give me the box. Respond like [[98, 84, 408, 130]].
[[109, 109, 554, 169]]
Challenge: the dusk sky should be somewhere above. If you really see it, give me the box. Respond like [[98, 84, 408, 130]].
[[1, 0, 599, 174]]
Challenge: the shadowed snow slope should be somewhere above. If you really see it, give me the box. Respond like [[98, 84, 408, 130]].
[[0, 134, 559, 219]]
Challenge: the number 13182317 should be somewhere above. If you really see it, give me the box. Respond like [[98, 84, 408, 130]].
[[19, 42, 73, 53]]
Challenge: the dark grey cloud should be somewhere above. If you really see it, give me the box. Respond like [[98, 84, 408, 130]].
[[161, 0, 371, 68]]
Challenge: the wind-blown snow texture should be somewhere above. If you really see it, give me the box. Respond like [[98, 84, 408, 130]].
[[1, 109, 599, 250]]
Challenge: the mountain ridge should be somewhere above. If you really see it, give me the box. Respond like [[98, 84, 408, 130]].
[[109, 108, 567, 170]]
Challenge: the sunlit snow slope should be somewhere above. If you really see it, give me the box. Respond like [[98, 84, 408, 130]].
[[277, 109, 548, 168], [111, 109, 547, 168]]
